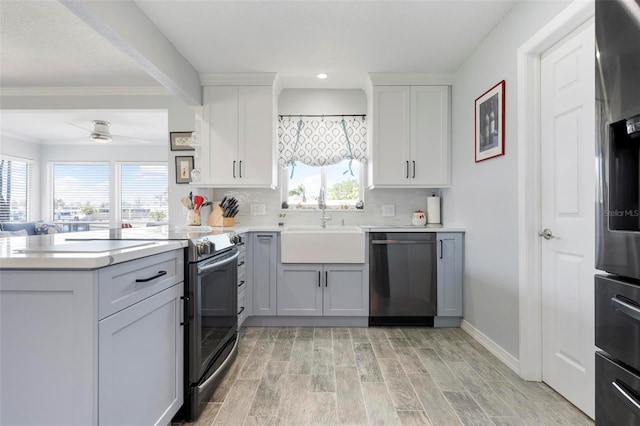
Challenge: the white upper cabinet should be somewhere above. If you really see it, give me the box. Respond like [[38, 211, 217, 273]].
[[199, 85, 277, 188], [370, 85, 450, 188]]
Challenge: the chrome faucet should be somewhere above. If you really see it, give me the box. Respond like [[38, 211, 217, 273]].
[[318, 188, 331, 229]]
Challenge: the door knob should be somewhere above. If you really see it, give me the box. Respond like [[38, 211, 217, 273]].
[[538, 228, 555, 240]]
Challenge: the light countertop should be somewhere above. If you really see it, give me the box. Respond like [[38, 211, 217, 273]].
[[0, 232, 186, 270], [0, 224, 464, 270]]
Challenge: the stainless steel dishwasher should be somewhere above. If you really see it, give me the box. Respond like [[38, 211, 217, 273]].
[[369, 232, 437, 326]]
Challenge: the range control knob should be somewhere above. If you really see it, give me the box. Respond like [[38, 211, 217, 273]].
[[196, 240, 213, 256], [196, 242, 208, 256], [229, 233, 240, 245]]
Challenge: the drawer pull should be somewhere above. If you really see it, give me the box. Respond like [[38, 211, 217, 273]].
[[611, 295, 640, 322], [612, 380, 640, 414], [238, 261, 245, 267], [238, 280, 245, 287], [135, 270, 167, 283], [238, 306, 245, 315]]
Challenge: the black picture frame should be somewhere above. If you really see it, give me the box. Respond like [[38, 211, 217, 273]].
[[175, 156, 194, 184], [170, 131, 194, 151], [475, 80, 505, 162]]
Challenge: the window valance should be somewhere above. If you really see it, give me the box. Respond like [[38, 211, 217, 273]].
[[277, 116, 368, 170]]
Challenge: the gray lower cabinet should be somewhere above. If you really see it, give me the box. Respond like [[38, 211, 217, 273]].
[[252, 232, 278, 316], [98, 283, 183, 426], [278, 263, 368, 316], [0, 249, 184, 425], [436, 232, 463, 317]]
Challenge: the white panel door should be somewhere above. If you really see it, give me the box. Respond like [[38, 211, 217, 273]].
[[238, 85, 276, 187], [540, 20, 595, 418], [411, 86, 450, 186], [203, 86, 239, 185], [372, 86, 411, 186]]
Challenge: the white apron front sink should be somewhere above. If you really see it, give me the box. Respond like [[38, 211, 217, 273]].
[[281, 227, 365, 263]]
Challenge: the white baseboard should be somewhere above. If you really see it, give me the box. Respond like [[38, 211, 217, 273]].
[[461, 320, 520, 375]]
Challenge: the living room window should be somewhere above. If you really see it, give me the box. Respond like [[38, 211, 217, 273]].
[[50, 162, 169, 231], [0, 157, 32, 222], [118, 163, 169, 226], [50, 163, 110, 230]]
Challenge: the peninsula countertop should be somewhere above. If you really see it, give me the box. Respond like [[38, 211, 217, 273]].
[[0, 232, 186, 270]]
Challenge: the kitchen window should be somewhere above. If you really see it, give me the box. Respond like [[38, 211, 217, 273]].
[[278, 115, 367, 210], [49, 162, 169, 230], [0, 157, 32, 222], [282, 159, 364, 210]]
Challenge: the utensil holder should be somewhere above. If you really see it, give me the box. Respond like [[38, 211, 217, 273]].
[[187, 209, 201, 226], [207, 204, 235, 227]]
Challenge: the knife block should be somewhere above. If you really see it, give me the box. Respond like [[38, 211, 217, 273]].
[[207, 204, 234, 227]]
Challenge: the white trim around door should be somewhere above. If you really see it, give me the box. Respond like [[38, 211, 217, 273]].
[[516, 0, 595, 381]]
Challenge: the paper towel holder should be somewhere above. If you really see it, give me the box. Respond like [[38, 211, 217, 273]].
[[426, 193, 443, 228]]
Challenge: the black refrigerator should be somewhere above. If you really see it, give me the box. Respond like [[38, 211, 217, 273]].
[[594, 0, 640, 424]]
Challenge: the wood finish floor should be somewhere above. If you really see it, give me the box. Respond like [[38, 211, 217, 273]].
[[185, 327, 593, 426]]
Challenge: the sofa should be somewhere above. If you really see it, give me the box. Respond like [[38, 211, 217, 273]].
[[0, 221, 61, 237]]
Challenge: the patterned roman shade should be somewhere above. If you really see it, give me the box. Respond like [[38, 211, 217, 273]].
[[278, 116, 368, 169]]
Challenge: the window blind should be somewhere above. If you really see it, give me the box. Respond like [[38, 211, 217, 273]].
[[0, 158, 32, 222], [50, 163, 110, 222], [119, 163, 169, 225]]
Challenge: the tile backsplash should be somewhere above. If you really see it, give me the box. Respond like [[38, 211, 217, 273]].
[[196, 187, 443, 227]]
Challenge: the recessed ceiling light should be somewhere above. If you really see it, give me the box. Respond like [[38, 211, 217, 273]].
[[317, 73, 328, 80]]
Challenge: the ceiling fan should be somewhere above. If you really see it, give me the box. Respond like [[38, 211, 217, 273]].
[[66, 120, 152, 144]]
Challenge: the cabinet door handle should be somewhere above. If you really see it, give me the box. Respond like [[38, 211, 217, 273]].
[[233, 161, 236, 178], [412, 161, 416, 179], [440, 240, 443, 259], [239, 160, 243, 178], [135, 270, 167, 283], [406, 161, 409, 179], [238, 261, 245, 267], [325, 270, 328, 287], [238, 280, 245, 288], [238, 306, 245, 315]]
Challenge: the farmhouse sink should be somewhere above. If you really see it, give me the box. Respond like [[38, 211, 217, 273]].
[[281, 226, 365, 263], [285, 225, 362, 233]]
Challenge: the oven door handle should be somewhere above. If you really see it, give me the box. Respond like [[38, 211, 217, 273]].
[[197, 251, 240, 274], [611, 295, 640, 323]]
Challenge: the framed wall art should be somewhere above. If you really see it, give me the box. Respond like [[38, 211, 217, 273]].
[[175, 156, 194, 184], [170, 131, 195, 151], [475, 80, 505, 162]]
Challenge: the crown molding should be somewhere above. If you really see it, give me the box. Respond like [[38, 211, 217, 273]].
[[368, 73, 455, 86], [0, 86, 170, 97], [200, 73, 277, 86]]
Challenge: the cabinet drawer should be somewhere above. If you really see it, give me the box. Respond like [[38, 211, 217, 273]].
[[596, 351, 640, 425], [237, 250, 247, 270], [596, 274, 640, 372], [99, 250, 184, 319], [238, 268, 246, 291], [238, 287, 248, 327]]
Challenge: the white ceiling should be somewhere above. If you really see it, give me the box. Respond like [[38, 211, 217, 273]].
[[0, 0, 518, 144], [1, 110, 168, 146]]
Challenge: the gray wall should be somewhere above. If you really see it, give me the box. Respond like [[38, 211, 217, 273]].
[[442, 0, 572, 358]]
